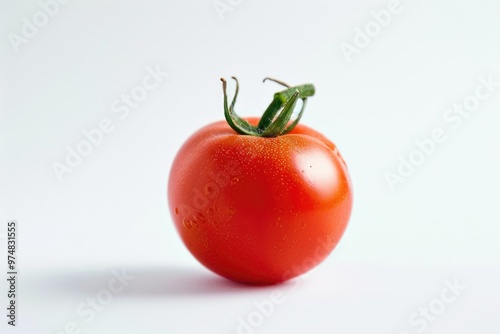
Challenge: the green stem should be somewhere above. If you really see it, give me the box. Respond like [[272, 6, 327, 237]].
[[220, 77, 315, 137]]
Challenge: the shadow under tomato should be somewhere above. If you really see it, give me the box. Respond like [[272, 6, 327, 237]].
[[34, 266, 281, 298]]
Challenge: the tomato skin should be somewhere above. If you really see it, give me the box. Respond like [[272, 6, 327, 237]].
[[168, 118, 352, 284]]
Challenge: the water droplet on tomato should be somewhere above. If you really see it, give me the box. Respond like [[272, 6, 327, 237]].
[[204, 184, 217, 196], [175, 207, 179, 215], [182, 219, 192, 229], [231, 177, 239, 185]]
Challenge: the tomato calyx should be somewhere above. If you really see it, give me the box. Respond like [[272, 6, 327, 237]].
[[220, 77, 315, 137]]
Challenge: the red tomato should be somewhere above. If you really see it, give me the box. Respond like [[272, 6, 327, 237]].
[[168, 117, 353, 284]]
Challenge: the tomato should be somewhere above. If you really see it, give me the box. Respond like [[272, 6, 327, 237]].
[[167, 78, 353, 284]]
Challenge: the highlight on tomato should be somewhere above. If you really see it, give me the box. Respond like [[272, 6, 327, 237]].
[[168, 77, 353, 285]]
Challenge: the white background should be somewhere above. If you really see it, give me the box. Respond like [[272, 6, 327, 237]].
[[1, 0, 500, 333]]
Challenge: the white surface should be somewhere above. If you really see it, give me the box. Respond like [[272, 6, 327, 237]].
[[1, 0, 499, 333]]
